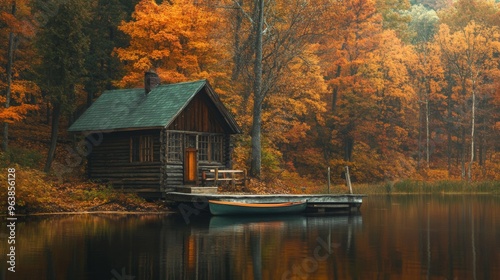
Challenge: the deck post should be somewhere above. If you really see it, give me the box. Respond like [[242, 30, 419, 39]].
[[202, 171, 206, 186], [327, 167, 331, 194], [243, 169, 248, 189], [214, 167, 219, 187]]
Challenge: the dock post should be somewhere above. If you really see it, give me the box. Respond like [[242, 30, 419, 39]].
[[345, 166, 353, 194], [327, 167, 331, 194]]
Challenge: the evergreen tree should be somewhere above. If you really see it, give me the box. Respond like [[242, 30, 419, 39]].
[[83, 0, 129, 108], [35, 0, 90, 172]]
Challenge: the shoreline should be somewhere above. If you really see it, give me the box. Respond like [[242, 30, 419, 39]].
[[0, 210, 176, 217], [2, 192, 499, 216], [364, 192, 497, 195]]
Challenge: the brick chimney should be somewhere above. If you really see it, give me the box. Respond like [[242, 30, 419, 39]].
[[144, 71, 160, 94]]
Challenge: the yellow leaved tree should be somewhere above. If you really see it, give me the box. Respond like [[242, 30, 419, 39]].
[[0, 0, 39, 151], [435, 21, 500, 180], [115, 0, 230, 87]]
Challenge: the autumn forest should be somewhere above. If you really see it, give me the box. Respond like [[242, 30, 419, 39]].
[[2, 0, 500, 186]]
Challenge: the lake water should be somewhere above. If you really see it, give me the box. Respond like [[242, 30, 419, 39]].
[[1, 195, 499, 280]]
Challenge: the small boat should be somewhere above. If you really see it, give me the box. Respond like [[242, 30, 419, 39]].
[[208, 200, 307, 216]]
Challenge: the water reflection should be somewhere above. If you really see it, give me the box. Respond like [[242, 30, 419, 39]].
[[362, 195, 500, 280], [1, 195, 499, 280], [198, 214, 362, 280]]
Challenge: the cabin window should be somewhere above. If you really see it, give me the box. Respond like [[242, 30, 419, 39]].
[[211, 135, 223, 163], [130, 135, 154, 162], [141, 136, 154, 162], [166, 132, 224, 163], [198, 135, 209, 161], [167, 132, 183, 162], [198, 134, 224, 163]]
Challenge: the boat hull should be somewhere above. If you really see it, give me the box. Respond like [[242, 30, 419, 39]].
[[209, 200, 307, 216]]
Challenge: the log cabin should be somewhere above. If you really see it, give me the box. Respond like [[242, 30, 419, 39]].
[[68, 72, 241, 198]]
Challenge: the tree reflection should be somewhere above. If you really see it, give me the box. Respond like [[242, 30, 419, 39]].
[[1, 196, 499, 279]]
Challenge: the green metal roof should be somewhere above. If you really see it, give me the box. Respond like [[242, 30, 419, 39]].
[[68, 80, 240, 133]]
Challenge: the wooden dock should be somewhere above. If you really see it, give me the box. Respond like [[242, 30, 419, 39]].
[[165, 192, 365, 213]]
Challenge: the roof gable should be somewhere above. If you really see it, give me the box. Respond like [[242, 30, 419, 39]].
[[68, 80, 240, 133]]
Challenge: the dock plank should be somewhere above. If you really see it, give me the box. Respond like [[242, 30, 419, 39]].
[[165, 192, 365, 213]]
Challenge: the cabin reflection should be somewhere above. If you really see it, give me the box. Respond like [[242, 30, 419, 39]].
[[5, 196, 499, 280], [166, 214, 363, 280]]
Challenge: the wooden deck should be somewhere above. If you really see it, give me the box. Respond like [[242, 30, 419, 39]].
[[165, 192, 365, 213]]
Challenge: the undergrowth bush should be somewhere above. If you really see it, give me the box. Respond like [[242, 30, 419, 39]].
[[0, 166, 158, 214], [0, 165, 61, 213], [0, 148, 43, 169], [383, 180, 500, 194]]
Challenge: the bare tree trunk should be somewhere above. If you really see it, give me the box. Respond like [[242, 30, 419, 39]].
[[344, 137, 353, 162], [445, 73, 453, 175], [422, 48, 430, 169], [86, 88, 96, 108], [2, 2, 16, 152], [231, 0, 244, 82], [460, 80, 467, 180], [2, 124, 8, 152], [468, 75, 476, 182], [478, 115, 485, 167], [331, 64, 342, 114], [44, 102, 61, 172], [461, 127, 466, 179], [417, 98, 422, 170], [251, 102, 262, 177], [425, 98, 430, 167], [250, 0, 264, 178]]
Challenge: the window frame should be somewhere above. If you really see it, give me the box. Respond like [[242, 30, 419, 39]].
[[165, 131, 225, 164], [166, 132, 184, 163], [130, 135, 155, 163]]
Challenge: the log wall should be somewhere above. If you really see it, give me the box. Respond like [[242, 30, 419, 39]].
[[87, 129, 233, 198], [86, 90, 237, 198], [87, 130, 162, 197]]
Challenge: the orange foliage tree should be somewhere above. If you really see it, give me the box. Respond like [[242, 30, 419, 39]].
[[435, 22, 500, 180], [406, 4, 443, 171], [360, 30, 418, 179], [317, 0, 390, 180], [0, 0, 38, 151], [115, 0, 230, 87], [4, 0, 500, 186], [216, 0, 333, 177]]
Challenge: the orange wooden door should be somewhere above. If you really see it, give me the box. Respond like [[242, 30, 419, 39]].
[[184, 148, 198, 184]]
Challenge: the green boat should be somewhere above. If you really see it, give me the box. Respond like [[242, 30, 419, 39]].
[[208, 200, 307, 216]]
